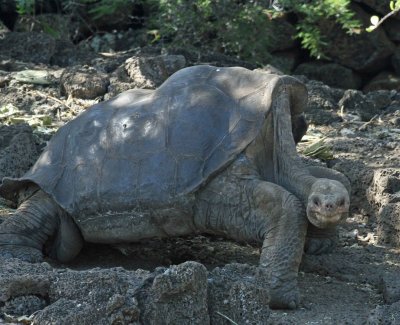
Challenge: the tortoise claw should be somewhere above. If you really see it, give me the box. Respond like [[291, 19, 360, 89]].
[[268, 275, 300, 309], [269, 287, 300, 310], [0, 245, 43, 263]]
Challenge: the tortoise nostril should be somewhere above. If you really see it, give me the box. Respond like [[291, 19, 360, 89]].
[[325, 203, 333, 210]]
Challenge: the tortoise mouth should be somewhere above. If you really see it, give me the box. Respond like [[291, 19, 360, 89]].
[[306, 210, 348, 229]]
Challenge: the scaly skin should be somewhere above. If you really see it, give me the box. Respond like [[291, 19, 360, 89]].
[[0, 189, 83, 262], [194, 157, 308, 309]]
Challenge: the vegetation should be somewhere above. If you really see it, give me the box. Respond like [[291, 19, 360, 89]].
[[13, 0, 362, 63], [149, 0, 361, 60], [278, 0, 360, 59], [366, 0, 400, 32]]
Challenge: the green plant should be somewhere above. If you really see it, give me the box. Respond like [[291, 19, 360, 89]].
[[149, 0, 360, 63], [277, 0, 361, 59], [78, 0, 135, 20], [149, 0, 285, 64], [16, 0, 35, 15], [366, 0, 400, 32]]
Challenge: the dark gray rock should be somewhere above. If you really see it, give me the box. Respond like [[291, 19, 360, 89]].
[[338, 89, 391, 121], [0, 259, 53, 302], [366, 90, 392, 110], [0, 32, 56, 64], [208, 263, 270, 325], [392, 46, 400, 76], [0, 259, 210, 325], [140, 262, 209, 325], [1, 295, 47, 317], [330, 158, 374, 214], [303, 80, 344, 125], [381, 273, 400, 304], [60, 66, 110, 99], [37, 267, 145, 324], [295, 62, 362, 90], [51, 39, 96, 67], [364, 71, 400, 92], [321, 4, 395, 74], [0, 256, 272, 324], [269, 50, 298, 73], [367, 168, 400, 246], [0, 124, 41, 181], [368, 301, 400, 325], [125, 54, 186, 89], [384, 20, 400, 43]]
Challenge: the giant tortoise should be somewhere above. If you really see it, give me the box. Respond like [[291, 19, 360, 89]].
[[0, 65, 350, 309]]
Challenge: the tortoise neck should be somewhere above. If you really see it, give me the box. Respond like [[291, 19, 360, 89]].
[[271, 90, 317, 204]]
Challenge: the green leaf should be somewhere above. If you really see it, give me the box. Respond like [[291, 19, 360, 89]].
[[390, 1, 395, 11], [41, 22, 60, 39], [366, 26, 376, 32]]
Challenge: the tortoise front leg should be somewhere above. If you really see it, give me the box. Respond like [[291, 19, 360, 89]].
[[0, 189, 83, 262], [195, 175, 308, 309]]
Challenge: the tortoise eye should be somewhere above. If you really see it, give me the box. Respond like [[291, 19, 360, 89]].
[[337, 198, 345, 207]]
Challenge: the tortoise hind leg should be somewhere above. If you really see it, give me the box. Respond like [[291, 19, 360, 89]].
[[0, 189, 83, 262], [46, 210, 84, 263], [194, 168, 308, 309]]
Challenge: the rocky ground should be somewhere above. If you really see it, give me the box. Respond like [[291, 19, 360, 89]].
[[0, 30, 400, 324]]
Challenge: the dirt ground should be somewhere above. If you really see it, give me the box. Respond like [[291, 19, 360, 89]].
[[1, 31, 400, 324]]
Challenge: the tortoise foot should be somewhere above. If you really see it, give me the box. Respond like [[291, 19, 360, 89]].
[[0, 245, 43, 262], [268, 275, 300, 309], [305, 236, 336, 255], [269, 287, 299, 310]]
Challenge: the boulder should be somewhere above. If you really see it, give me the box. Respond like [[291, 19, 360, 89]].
[[0, 32, 56, 64], [294, 62, 362, 89], [0, 255, 276, 324], [302, 80, 344, 125], [367, 168, 400, 247], [140, 262, 209, 325], [338, 89, 391, 121], [208, 264, 270, 325], [392, 46, 400, 76], [0, 259, 210, 325], [330, 159, 374, 215], [269, 50, 299, 73], [381, 273, 400, 304], [60, 66, 110, 99], [125, 54, 186, 89], [383, 19, 400, 43], [363, 71, 400, 92], [0, 124, 41, 181], [51, 39, 96, 67], [368, 301, 400, 325]]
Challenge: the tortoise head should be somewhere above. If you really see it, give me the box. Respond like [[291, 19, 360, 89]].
[[306, 179, 350, 229]]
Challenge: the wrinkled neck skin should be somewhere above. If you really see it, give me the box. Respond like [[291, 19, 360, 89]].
[[276, 161, 316, 205], [272, 89, 317, 204]]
